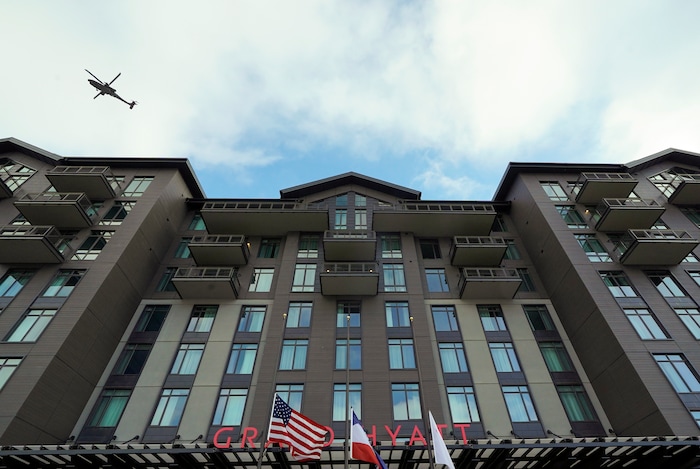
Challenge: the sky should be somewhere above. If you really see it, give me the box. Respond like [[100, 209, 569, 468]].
[[2, 1, 700, 201]]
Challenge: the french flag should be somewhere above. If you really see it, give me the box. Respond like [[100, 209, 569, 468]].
[[350, 410, 387, 469]]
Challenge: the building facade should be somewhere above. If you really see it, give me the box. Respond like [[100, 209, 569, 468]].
[[0, 138, 699, 467]]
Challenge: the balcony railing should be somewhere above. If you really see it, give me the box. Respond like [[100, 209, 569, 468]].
[[665, 173, 700, 205], [591, 198, 665, 232], [373, 202, 496, 236], [0, 225, 67, 263], [172, 267, 241, 299], [320, 263, 379, 296], [14, 192, 97, 229], [458, 267, 522, 299], [46, 166, 122, 200], [450, 236, 507, 266], [200, 200, 328, 235], [188, 235, 249, 266], [613, 229, 699, 265], [573, 172, 638, 204]]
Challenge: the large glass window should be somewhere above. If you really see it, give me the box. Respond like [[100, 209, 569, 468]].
[[187, 305, 217, 333], [558, 385, 597, 422], [391, 383, 421, 420], [420, 239, 441, 259], [99, 201, 134, 226], [174, 237, 192, 258], [6, 309, 57, 342], [212, 389, 248, 426], [0, 270, 33, 297], [156, 267, 177, 292], [426, 268, 449, 292], [690, 271, 700, 287], [280, 339, 308, 370], [388, 339, 416, 369], [337, 301, 361, 327], [523, 305, 555, 331], [539, 342, 574, 372], [292, 264, 316, 292], [170, 343, 204, 375], [249, 268, 274, 292], [447, 386, 480, 423], [188, 214, 206, 230], [238, 306, 266, 332], [432, 305, 458, 332], [89, 389, 131, 427], [275, 384, 303, 411], [298, 235, 319, 258], [676, 308, 700, 339], [334, 209, 348, 229], [151, 389, 188, 426], [503, 240, 521, 260], [479, 305, 507, 331], [624, 309, 668, 340], [258, 239, 281, 258], [600, 272, 637, 298], [0, 159, 35, 191], [682, 208, 700, 228], [386, 301, 410, 327], [575, 234, 611, 262], [122, 176, 153, 197], [381, 235, 402, 258], [72, 231, 113, 261], [383, 264, 407, 292], [135, 305, 170, 332], [517, 268, 536, 292], [333, 383, 362, 421], [503, 386, 538, 422], [42, 270, 85, 297], [227, 343, 258, 374], [654, 354, 700, 393], [556, 206, 587, 229], [336, 339, 361, 370], [287, 302, 312, 328], [0, 357, 21, 390], [439, 343, 468, 373], [647, 271, 686, 298], [114, 344, 151, 375], [355, 209, 368, 229], [540, 182, 568, 201], [490, 342, 521, 372]]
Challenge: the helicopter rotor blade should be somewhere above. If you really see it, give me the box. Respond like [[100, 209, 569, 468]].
[[108, 73, 121, 86], [85, 69, 103, 84]]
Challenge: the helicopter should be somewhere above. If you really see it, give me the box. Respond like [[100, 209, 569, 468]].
[[85, 69, 137, 109]]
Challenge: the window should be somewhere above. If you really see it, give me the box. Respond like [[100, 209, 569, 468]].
[[690, 271, 700, 287], [355, 194, 367, 207], [72, 231, 113, 260], [654, 354, 700, 393], [683, 253, 700, 263], [292, 264, 316, 292], [355, 209, 368, 229], [517, 268, 536, 292], [0, 159, 35, 191], [439, 343, 468, 373], [334, 209, 348, 229], [479, 305, 507, 332], [151, 389, 189, 426], [114, 344, 151, 375], [276, 384, 303, 411], [575, 234, 611, 262], [420, 239, 441, 259], [99, 201, 134, 225], [188, 214, 206, 230], [503, 240, 521, 260], [298, 235, 319, 258], [170, 343, 204, 375], [426, 268, 449, 292], [388, 339, 416, 369], [258, 239, 281, 258], [523, 305, 555, 331], [280, 339, 308, 370], [381, 235, 402, 258], [238, 306, 266, 332], [6, 309, 56, 342], [383, 264, 406, 292], [212, 389, 248, 426], [287, 302, 312, 328], [336, 339, 361, 369], [682, 208, 700, 228], [0, 270, 33, 297], [647, 271, 686, 298], [391, 383, 422, 420], [539, 342, 574, 372], [227, 343, 258, 374], [490, 343, 521, 372], [337, 301, 361, 327], [386, 301, 410, 328], [492, 214, 508, 232], [174, 237, 192, 258], [600, 272, 637, 298], [624, 309, 668, 340], [503, 386, 538, 422], [156, 267, 177, 292], [89, 389, 131, 427], [122, 176, 153, 197], [135, 305, 170, 332], [42, 270, 85, 297], [0, 357, 21, 390], [333, 383, 362, 421], [336, 194, 348, 206], [432, 305, 459, 332], [447, 386, 480, 423], [249, 268, 274, 292], [676, 308, 700, 339], [187, 305, 217, 333], [558, 385, 597, 422], [556, 206, 587, 229], [540, 182, 568, 201], [692, 411, 700, 428]]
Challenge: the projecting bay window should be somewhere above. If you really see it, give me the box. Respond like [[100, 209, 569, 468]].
[[212, 389, 248, 426]]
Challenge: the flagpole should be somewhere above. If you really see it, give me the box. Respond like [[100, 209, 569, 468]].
[[410, 315, 436, 469], [256, 311, 288, 469], [345, 312, 351, 469]]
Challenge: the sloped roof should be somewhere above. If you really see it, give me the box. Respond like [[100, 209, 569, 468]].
[[624, 148, 700, 171], [280, 171, 421, 200]]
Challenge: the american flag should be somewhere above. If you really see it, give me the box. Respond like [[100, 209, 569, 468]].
[[267, 394, 328, 461]]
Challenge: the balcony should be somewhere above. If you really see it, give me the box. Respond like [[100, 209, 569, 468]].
[[46, 166, 121, 200], [14, 192, 97, 229], [373, 202, 496, 236], [323, 230, 376, 261], [591, 198, 665, 232], [458, 268, 522, 299], [172, 267, 241, 299], [573, 173, 638, 204], [450, 236, 507, 266], [0, 225, 66, 263], [188, 235, 249, 266], [613, 230, 699, 265], [200, 201, 328, 235], [665, 173, 700, 205], [320, 263, 378, 296]]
